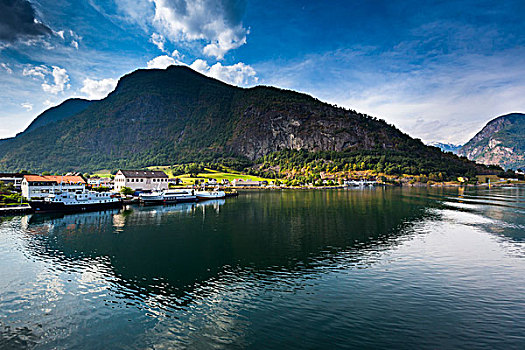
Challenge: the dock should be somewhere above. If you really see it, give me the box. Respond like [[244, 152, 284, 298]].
[[0, 205, 33, 216]]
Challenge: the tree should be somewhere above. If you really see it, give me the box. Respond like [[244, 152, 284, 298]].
[[120, 187, 134, 196]]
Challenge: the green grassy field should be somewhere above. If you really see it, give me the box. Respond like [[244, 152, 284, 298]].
[[92, 166, 273, 186], [173, 168, 272, 185]]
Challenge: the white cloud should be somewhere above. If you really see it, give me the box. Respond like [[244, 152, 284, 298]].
[[146, 55, 181, 69], [54, 29, 82, 49], [20, 102, 33, 111], [1, 63, 12, 74], [23, 65, 49, 79], [189, 59, 257, 86], [145, 55, 258, 86], [41, 66, 70, 94], [150, 33, 166, 52], [23, 65, 70, 94], [171, 49, 181, 59], [150, 0, 248, 59], [80, 77, 118, 100]]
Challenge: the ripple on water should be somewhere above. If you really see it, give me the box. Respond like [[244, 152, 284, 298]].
[[1, 188, 525, 349]]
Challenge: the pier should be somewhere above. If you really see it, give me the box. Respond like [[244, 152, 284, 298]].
[[0, 205, 33, 216]]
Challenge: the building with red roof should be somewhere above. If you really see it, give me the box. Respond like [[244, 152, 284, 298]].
[[21, 175, 86, 200]]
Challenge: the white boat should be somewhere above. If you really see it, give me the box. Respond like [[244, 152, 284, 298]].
[[195, 189, 226, 200], [344, 180, 376, 187], [139, 191, 164, 204], [30, 190, 122, 212], [163, 189, 197, 203]]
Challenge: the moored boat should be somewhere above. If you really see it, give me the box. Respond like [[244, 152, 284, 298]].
[[30, 190, 122, 213], [163, 189, 197, 203], [195, 189, 226, 200], [139, 191, 164, 205]]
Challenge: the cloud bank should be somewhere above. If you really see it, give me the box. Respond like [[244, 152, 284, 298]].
[[0, 0, 52, 42], [117, 0, 248, 59]]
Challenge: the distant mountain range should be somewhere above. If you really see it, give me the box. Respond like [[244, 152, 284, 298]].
[[0, 65, 497, 177], [458, 113, 525, 170], [429, 142, 462, 154]]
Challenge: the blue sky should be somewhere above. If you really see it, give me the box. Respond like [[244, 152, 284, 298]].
[[1, 0, 524, 144]]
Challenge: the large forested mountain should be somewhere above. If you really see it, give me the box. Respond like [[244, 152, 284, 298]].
[[458, 113, 525, 170], [0, 65, 496, 177]]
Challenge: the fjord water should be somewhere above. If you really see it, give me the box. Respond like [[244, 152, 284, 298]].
[[1, 188, 524, 349]]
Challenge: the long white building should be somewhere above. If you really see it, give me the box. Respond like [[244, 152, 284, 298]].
[[113, 170, 169, 192], [21, 175, 86, 200]]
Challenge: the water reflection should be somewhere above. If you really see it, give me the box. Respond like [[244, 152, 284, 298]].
[[2, 188, 524, 349], [18, 190, 436, 306]]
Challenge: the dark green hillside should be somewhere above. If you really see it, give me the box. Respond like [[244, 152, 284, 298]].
[[23, 98, 93, 134], [0, 65, 498, 177]]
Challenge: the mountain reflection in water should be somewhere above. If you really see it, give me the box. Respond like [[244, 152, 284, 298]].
[[21, 191, 432, 304], [1, 187, 524, 349]]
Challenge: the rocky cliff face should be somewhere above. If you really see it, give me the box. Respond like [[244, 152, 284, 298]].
[[458, 113, 525, 170], [228, 102, 400, 160]]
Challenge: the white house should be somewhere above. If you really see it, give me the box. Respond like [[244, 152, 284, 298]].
[[22, 175, 86, 200], [113, 170, 169, 192], [88, 176, 113, 188]]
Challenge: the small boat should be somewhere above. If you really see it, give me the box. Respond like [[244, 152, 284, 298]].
[[163, 189, 197, 203], [344, 180, 376, 187], [139, 191, 164, 205], [195, 189, 226, 200], [30, 190, 122, 213]]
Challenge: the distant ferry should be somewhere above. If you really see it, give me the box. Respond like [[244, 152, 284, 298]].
[[30, 190, 122, 213], [163, 189, 197, 203], [138, 191, 164, 204], [139, 189, 197, 204]]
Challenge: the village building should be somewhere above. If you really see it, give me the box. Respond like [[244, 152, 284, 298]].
[[88, 176, 113, 188], [232, 179, 263, 187], [113, 170, 169, 192], [0, 173, 26, 190], [21, 175, 86, 200]]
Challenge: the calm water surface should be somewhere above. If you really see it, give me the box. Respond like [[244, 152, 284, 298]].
[[1, 187, 524, 349]]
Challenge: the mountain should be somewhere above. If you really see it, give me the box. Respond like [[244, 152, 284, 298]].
[[0, 65, 496, 177], [458, 113, 525, 170], [429, 142, 462, 154], [23, 98, 93, 134]]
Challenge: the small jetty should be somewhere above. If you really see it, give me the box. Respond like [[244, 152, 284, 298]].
[[0, 205, 33, 216]]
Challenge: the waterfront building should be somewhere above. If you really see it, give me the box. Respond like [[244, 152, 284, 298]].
[[113, 170, 169, 192], [21, 175, 86, 200], [232, 179, 263, 187], [88, 176, 113, 188]]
